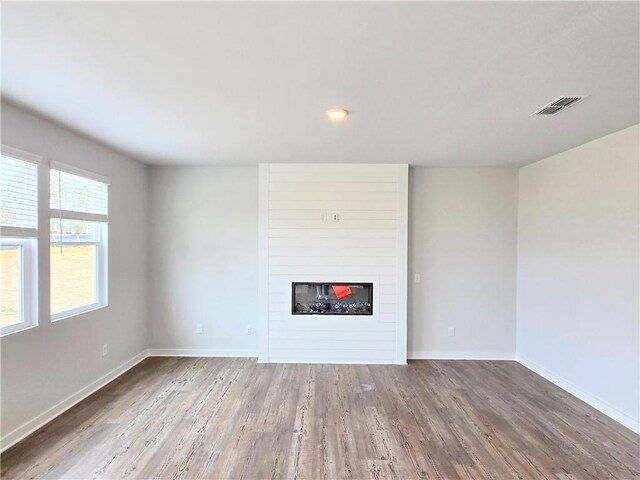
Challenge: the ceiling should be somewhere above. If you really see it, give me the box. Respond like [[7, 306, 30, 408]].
[[2, 2, 638, 166]]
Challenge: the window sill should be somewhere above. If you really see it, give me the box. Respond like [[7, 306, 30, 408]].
[[0, 323, 38, 338], [51, 303, 108, 323]]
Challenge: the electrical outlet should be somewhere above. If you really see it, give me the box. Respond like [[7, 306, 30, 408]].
[[196, 324, 204, 334], [102, 344, 108, 357], [414, 273, 421, 283], [246, 325, 252, 335], [448, 327, 455, 337]]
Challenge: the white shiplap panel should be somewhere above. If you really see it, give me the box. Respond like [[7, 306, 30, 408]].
[[269, 318, 394, 332], [269, 304, 289, 314], [380, 313, 396, 323], [269, 265, 397, 276], [269, 285, 286, 295], [269, 237, 397, 248], [261, 163, 407, 365], [269, 181, 398, 193], [269, 247, 396, 258], [379, 284, 397, 295], [379, 303, 396, 314], [269, 190, 398, 204], [269, 173, 395, 184], [269, 349, 397, 364], [270, 199, 396, 211], [270, 339, 395, 351], [380, 294, 396, 304], [269, 164, 397, 183], [268, 256, 397, 267], [270, 329, 394, 341], [269, 210, 398, 220], [268, 218, 397, 230], [269, 164, 397, 174], [269, 228, 397, 239]]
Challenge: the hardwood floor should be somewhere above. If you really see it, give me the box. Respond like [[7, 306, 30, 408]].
[[1, 358, 638, 479]]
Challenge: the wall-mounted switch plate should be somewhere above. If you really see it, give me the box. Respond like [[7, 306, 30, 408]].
[[246, 325, 252, 335], [102, 344, 108, 357], [414, 274, 421, 283], [448, 327, 455, 337], [196, 324, 204, 334]]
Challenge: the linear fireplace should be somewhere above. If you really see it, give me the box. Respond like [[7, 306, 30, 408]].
[[292, 282, 373, 315]]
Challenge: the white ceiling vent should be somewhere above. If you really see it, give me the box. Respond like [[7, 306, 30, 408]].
[[532, 96, 587, 116]]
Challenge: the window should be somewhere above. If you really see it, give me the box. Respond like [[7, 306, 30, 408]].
[[50, 165, 108, 320], [1, 147, 39, 335]]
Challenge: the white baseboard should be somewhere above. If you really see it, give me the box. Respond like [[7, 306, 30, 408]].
[[516, 355, 639, 434], [148, 348, 257, 358], [0, 349, 149, 453], [408, 350, 515, 360], [263, 358, 407, 365]]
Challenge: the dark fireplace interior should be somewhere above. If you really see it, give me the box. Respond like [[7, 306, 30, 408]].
[[292, 282, 373, 315]]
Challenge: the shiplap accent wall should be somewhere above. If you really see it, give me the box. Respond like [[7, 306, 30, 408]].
[[259, 164, 408, 364]]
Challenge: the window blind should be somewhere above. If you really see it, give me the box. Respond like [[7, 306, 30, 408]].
[[0, 154, 38, 236], [50, 168, 108, 222]]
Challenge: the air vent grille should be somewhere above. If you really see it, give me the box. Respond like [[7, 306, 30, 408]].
[[549, 96, 583, 108], [536, 106, 564, 116], [532, 96, 587, 116]]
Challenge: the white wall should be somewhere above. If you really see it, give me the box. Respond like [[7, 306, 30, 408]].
[[259, 164, 408, 364], [0, 101, 149, 444], [147, 166, 258, 355], [409, 168, 519, 359], [517, 125, 639, 433]]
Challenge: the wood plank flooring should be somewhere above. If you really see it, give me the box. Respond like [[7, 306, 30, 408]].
[[1, 358, 638, 479]]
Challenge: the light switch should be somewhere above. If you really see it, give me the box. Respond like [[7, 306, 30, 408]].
[[414, 274, 421, 283]]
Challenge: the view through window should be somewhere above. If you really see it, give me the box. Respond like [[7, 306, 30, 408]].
[[50, 167, 108, 319], [0, 244, 21, 327]]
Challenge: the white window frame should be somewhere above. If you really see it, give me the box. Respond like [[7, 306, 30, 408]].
[[0, 145, 41, 336], [49, 162, 109, 322], [0, 238, 37, 335]]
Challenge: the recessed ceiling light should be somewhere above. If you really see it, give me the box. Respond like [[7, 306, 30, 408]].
[[326, 107, 348, 120]]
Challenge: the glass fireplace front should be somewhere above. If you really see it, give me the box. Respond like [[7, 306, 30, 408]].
[[292, 282, 373, 315]]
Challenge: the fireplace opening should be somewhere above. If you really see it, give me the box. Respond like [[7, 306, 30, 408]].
[[292, 282, 373, 315]]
